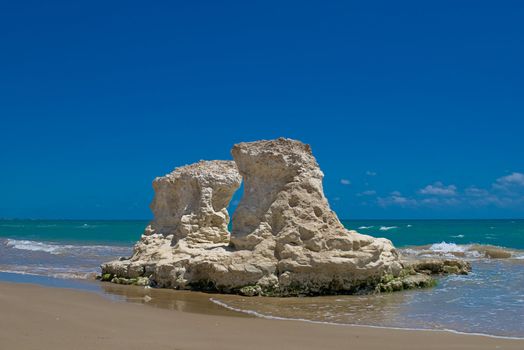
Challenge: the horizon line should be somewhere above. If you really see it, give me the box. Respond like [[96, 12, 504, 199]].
[[1, 217, 523, 221]]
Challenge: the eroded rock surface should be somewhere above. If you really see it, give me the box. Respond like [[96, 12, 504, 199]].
[[102, 138, 467, 296], [103, 160, 242, 280]]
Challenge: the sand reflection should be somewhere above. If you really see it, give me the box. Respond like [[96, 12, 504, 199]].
[[99, 282, 250, 317]]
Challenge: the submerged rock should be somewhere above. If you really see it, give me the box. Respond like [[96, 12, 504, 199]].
[[402, 259, 472, 276], [101, 138, 468, 296], [377, 273, 436, 293], [471, 245, 513, 259], [375, 258, 472, 293]]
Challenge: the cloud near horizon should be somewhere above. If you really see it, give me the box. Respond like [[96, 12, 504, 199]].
[[493, 172, 524, 191], [376, 172, 524, 210], [418, 182, 457, 196]]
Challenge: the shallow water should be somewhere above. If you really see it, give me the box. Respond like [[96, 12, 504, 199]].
[[0, 237, 132, 278], [1, 219, 523, 337], [211, 259, 524, 337]]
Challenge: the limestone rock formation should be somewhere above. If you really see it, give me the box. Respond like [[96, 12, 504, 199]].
[[104, 160, 242, 280], [101, 138, 467, 296], [227, 139, 403, 294]]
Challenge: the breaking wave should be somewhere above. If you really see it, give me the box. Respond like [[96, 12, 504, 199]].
[[0, 267, 97, 280], [4, 239, 130, 257], [1, 238, 133, 280], [429, 242, 467, 253], [400, 241, 524, 260], [379, 226, 397, 231]]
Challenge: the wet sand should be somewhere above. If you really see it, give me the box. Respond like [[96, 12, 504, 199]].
[[0, 282, 522, 350]]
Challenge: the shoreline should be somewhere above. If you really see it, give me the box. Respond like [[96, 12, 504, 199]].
[[2, 271, 524, 340], [208, 297, 524, 341], [1, 281, 523, 349]]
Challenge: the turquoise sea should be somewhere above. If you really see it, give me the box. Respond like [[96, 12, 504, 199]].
[[1, 219, 523, 337]]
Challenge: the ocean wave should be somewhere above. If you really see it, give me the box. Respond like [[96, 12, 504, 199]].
[[4, 238, 131, 257], [429, 242, 467, 253], [400, 242, 524, 260], [451, 234, 464, 238], [379, 226, 397, 231], [77, 223, 99, 229], [0, 266, 96, 280], [358, 226, 374, 229], [6, 239, 61, 254]]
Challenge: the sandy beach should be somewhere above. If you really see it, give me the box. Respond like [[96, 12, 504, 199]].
[[0, 282, 522, 350]]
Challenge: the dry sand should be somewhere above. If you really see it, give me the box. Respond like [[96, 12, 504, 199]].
[[0, 282, 522, 350]]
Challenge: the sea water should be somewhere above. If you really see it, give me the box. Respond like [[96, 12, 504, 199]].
[[1, 219, 523, 337]]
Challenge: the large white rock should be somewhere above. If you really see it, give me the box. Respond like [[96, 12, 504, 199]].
[[229, 139, 403, 294], [102, 139, 409, 295]]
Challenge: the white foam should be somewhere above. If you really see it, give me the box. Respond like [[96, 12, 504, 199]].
[[78, 223, 97, 229], [398, 248, 419, 256], [451, 234, 464, 238], [6, 239, 61, 254], [4, 239, 130, 256], [429, 242, 467, 253], [379, 226, 397, 231], [405, 242, 523, 260], [358, 226, 373, 229], [0, 267, 95, 280]]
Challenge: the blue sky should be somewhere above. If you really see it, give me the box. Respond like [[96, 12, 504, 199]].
[[1, 1, 523, 219]]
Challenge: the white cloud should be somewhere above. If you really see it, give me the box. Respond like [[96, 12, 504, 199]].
[[357, 190, 377, 197], [419, 182, 457, 196], [377, 194, 418, 208], [420, 197, 461, 206], [464, 187, 490, 197], [377, 172, 524, 210], [378, 194, 463, 208], [468, 194, 506, 207], [493, 172, 524, 191], [340, 179, 351, 185], [366, 171, 377, 176]]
